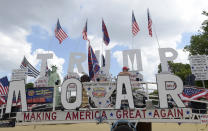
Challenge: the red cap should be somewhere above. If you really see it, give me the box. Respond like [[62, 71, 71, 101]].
[[122, 66, 129, 70]]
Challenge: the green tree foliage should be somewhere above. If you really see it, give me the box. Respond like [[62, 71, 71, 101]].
[[158, 62, 208, 87], [25, 83, 34, 89], [158, 61, 191, 83], [149, 90, 158, 95], [184, 11, 208, 55]]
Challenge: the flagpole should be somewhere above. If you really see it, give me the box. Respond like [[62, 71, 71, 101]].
[[132, 31, 134, 49], [152, 22, 161, 48], [102, 18, 104, 58], [131, 11, 133, 71], [102, 39, 104, 57], [131, 11, 134, 50], [48, 35, 51, 53], [131, 34, 134, 71]]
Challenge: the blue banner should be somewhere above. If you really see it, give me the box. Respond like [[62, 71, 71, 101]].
[[26, 87, 54, 104]]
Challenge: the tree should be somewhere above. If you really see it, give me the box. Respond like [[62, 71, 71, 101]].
[[158, 61, 192, 84], [184, 11, 208, 55], [183, 11, 208, 88], [25, 83, 34, 89], [158, 62, 208, 87]]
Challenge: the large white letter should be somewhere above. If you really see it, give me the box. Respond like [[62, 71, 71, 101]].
[[95, 50, 111, 74], [6, 80, 27, 113], [37, 53, 53, 77], [159, 48, 178, 73], [156, 74, 185, 108], [123, 49, 143, 71], [68, 53, 86, 74], [61, 78, 82, 110], [115, 76, 134, 109]]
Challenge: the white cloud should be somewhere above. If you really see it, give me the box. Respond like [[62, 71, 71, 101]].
[[31, 49, 65, 81], [0, 29, 31, 75], [0, 29, 65, 82], [175, 49, 189, 64], [1, 0, 207, 41], [113, 51, 123, 67]]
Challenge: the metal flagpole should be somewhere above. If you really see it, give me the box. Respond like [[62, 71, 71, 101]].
[[131, 11, 134, 70], [131, 34, 134, 71], [102, 39, 104, 58], [132, 31, 134, 49], [102, 18, 104, 58], [148, 8, 161, 49], [152, 21, 161, 49]]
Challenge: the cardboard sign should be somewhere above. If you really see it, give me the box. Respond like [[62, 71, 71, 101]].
[[11, 69, 27, 81], [34, 77, 48, 87], [165, 81, 176, 90], [189, 55, 208, 80]]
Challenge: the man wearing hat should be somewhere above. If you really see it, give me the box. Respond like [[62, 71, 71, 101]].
[[119, 66, 131, 76]]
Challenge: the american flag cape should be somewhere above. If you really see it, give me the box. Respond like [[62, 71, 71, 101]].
[[88, 45, 100, 80], [132, 11, 140, 36], [0, 76, 9, 105], [102, 19, 110, 46], [20, 56, 40, 78], [180, 86, 208, 101], [82, 20, 89, 42], [147, 8, 152, 37], [55, 19, 68, 44]]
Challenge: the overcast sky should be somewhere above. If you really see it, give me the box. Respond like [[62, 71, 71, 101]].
[[0, 0, 208, 82]]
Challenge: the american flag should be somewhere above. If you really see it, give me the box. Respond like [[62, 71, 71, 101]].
[[132, 11, 140, 36], [55, 19, 68, 44], [0, 77, 23, 106], [147, 8, 152, 37], [180, 86, 208, 101], [82, 20, 89, 42], [88, 45, 100, 80], [0, 76, 9, 105], [102, 19, 110, 46], [20, 56, 40, 78]]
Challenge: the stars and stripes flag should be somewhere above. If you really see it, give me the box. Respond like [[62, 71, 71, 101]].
[[102, 19, 110, 46], [55, 19, 68, 44], [180, 86, 208, 101], [147, 8, 153, 37], [20, 56, 40, 78], [88, 45, 100, 80], [0, 76, 22, 106], [82, 20, 89, 42], [0, 76, 9, 105], [132, 11, 140, 36]]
